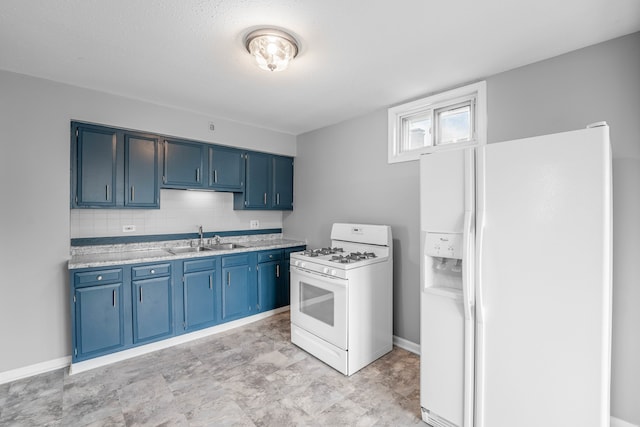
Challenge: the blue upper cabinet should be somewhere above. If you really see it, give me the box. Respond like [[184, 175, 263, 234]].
[[272, 155, 294, 210], [234, 151, 294, 210], [71, 122, 160, 209], [125, 134, 160, 208], [73, 124, 119, 207], [244, 151, 271, 208], [208, 146, 245, 191], [71, 121, 290, 208], [162, 139, 205, 188]]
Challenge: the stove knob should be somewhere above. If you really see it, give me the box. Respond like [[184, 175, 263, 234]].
[[300, 262, 306, 268], [331, 269, 336, 276], [323, 267, 329, 274]]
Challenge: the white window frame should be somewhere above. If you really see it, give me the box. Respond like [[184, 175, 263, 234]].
[[388, 81, 487, 163]]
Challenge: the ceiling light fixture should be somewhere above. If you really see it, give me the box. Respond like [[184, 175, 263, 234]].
[[244, 28, 299, 72]]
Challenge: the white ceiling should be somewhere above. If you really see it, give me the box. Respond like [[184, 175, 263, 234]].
[[1, 1, 639, 135]]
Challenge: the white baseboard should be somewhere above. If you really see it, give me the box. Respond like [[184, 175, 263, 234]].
[[0, 356, 71, 385], [611, 416, 638, 427], [393, 335, 420, 355], [1, 307, 289, 383]]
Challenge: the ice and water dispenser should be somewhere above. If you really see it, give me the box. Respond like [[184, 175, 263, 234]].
[[423, 231, 464, 294]]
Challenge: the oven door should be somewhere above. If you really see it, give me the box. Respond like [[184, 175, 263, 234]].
[[290, 264, 348, 350]]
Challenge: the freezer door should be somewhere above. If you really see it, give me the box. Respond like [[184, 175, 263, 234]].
[[421, 291, 465, 427], [475, 126, 612, 427], [420, 148, 475, 427], [420, 149, 466, 233]]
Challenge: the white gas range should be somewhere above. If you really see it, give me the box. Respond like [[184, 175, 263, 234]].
[[290, 223, 393, 376]]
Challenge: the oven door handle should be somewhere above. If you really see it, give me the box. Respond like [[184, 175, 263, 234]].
[[290, 264, 348, 287]]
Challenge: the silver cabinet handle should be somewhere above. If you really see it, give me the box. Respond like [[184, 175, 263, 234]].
[[213, 170, 218, 183], [112, 290, 116, 307], [163, 142, 168, 184], [131, 186, 135, 202], [196, 168, 200, 182], [263, 192, 267, 205], [150, 269, 155, 274], [105, 185, 110, 201], [227, 272, 231, 286], [209, 275, 213, 289], [276, 264, 280, 278], [97, 275, 103, 281], [276, 193, 280, 205], [139, 287, 143, 303]]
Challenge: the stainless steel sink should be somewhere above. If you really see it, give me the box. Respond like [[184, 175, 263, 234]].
[[168, 246, 213, 254], [207, 243, 246, 250]]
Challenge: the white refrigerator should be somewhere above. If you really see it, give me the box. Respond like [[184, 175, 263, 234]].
[[419, 124, 612, 427]]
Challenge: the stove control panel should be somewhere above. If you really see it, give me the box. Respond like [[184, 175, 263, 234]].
[[322, 267, 337, 276]]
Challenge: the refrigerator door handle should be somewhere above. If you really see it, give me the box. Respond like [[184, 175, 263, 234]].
[[462, 211, 474, 320], [474, 147, 487, 427]]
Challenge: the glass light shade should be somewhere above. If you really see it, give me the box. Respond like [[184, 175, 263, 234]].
[[245, 29, 299, 72]]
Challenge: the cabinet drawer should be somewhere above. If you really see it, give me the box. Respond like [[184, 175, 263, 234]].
[[184, 258, 217, 273], [74, 269, 123, 287], [258, 250, 283, 263], [222, 254, 250, 267], [132, 263, 171, 279]]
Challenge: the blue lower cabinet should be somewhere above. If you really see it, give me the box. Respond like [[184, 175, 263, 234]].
[[70, 247, 304, 363], [257, 250, 283, 312], [132, 275, 173, 344], [221, 254, 254, 321], [74, 282, 125, 360], [257, 260, 280, 312], [182, 257, 220, 332]]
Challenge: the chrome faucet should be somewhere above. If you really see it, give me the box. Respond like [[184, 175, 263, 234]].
[[198, 225, 204, 247]]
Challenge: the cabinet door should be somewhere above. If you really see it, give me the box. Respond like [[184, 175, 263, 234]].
[[75, 125, 118, 207], [75, 283, 124, 359], [163, 139, 205, 188], [132, 276, 172, 344], [257, 260, 280, 312], [184, 270, 217, 330], [243, 152, 271, 208], [125, 134, 159, 207], [209, 146, 245, 191], [272, 155, 294, 210], [221, 265, 251, 321]]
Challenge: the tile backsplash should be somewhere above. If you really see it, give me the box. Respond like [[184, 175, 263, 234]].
[[70, 189, 283, 238]]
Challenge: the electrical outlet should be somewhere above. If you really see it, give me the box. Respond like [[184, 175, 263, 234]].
[[208, 122, 215, 131], [250, 220, 259, 229], [122, 225, 136, 232]]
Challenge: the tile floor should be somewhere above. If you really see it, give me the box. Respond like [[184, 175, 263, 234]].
[[1, 312, 422, 426]]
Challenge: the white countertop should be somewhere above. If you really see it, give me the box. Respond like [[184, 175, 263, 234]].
[[68, 237, 306, 269]]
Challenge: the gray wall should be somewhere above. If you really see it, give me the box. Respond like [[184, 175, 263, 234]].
[[0, 70, 296, 374], [284, 112, 422, 342], [285, 32, 640, 424]]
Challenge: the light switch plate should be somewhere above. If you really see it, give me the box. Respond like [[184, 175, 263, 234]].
[[123, 225, 136, 232], [250, 220, 259, 229]]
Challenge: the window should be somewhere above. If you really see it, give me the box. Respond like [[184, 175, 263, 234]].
[[388, 81, 486, 163]]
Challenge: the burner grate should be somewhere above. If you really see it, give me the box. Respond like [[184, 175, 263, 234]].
[[301, 247, 344, 257]]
